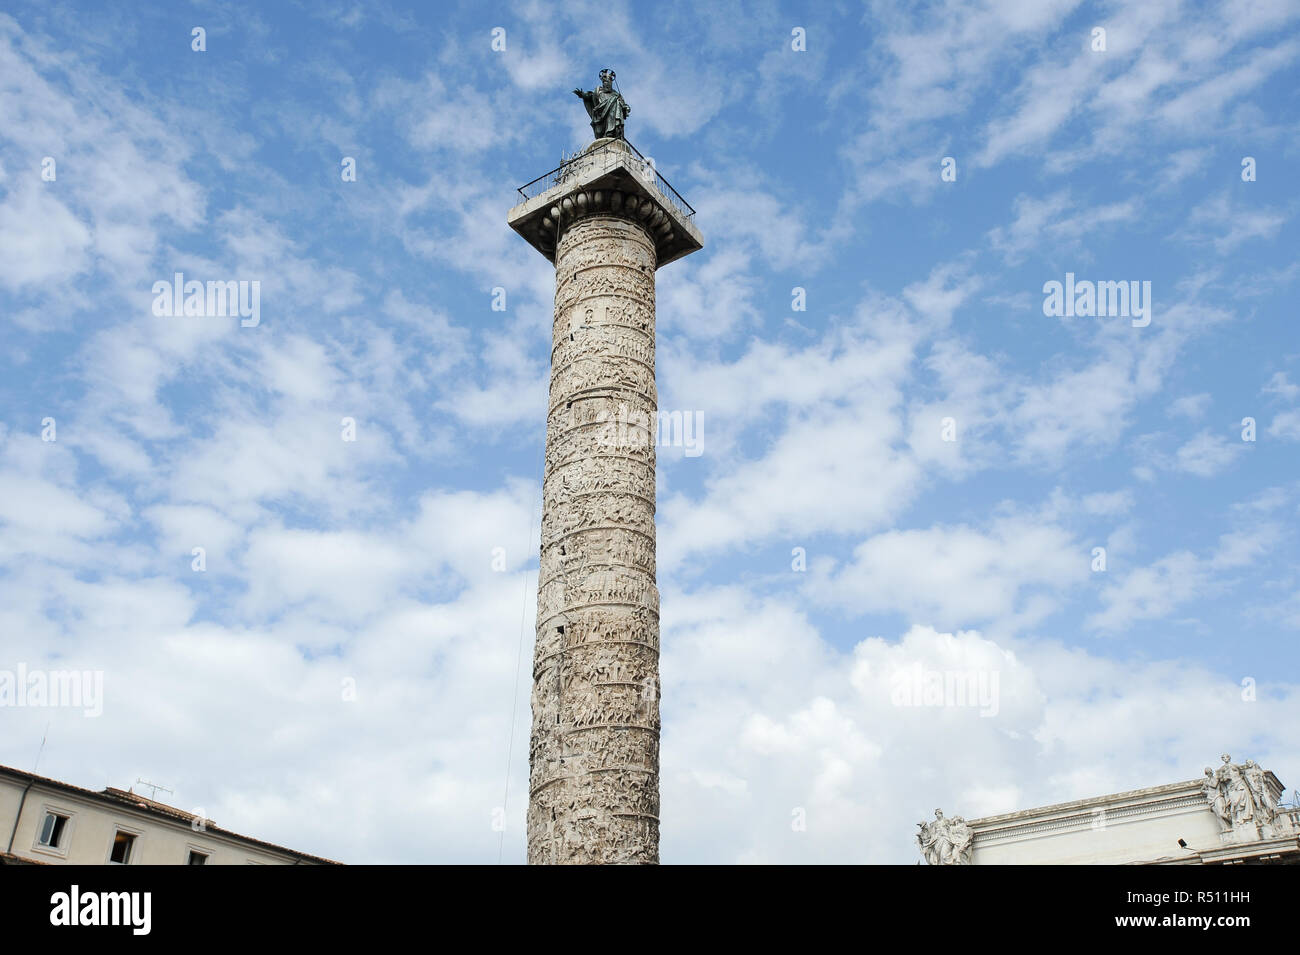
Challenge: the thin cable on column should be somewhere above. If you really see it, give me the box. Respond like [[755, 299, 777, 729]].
[[499, 212, 563, 864], [498, 399, 546, 864]]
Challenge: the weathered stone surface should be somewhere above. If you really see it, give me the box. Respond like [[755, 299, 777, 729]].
[[527, 212, 662, 865]]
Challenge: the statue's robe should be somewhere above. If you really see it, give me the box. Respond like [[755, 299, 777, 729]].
[[1227, 770, 1255, 823], [581, 88, 630, 140]]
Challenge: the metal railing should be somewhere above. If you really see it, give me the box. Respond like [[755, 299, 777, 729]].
[[516, 139, 696, 221]]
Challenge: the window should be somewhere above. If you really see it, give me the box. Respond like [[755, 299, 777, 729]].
[[32, 806, 76, 857], [38, 812, 69, 848], [109, 830, 136, 864], [187, 850, 208, 865]]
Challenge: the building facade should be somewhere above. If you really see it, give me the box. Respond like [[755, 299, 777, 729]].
[[1, 764, 339, 865], [918, 755, 1298, 865]]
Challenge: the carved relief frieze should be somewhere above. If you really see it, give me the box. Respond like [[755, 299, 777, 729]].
[[530, 214, 662, 864]]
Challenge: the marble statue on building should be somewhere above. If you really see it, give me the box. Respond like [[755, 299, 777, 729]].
[[1202, 754, 1292, 841], [917, 808, 973, 865]]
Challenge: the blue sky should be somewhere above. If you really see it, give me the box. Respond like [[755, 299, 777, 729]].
[[1, 0, 1298, 864]]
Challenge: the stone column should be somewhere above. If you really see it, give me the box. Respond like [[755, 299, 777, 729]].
[[508, 138, 702, 865]]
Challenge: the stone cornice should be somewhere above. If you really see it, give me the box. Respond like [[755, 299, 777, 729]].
[[970, 771, 1285, 823], [967, 771, 1288, 847], [508, 141, 703, 268], [969, 780, 1207, 846]]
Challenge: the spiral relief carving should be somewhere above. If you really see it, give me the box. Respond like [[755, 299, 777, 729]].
[[528, 213, 662, 865]]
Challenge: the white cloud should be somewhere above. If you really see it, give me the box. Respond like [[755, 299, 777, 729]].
[[989, 190, 1140, 264], [662, 613, 1300, 863], [1088, 529, 1275, 633], [1263, 371, 1299, 402], [1174, 429, 1244, 477], [1168, 392, 1211, 419], [0, 180, 91, 288], [813, 514, 1087, 634], [1268, 410, 1300, 441], [1179, 191, 1288, 253]]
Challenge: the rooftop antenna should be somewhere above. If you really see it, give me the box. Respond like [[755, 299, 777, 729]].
[[32, 720, 50, 773], [133, 778, 174, 802]]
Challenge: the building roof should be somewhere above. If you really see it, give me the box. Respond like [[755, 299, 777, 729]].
[[0, 850, 48, 865], [0, 764, 342, 865], [966, 771, 1286, 829]]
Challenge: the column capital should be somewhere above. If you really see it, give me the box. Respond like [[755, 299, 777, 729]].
[[509, 139, 703, 268]]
